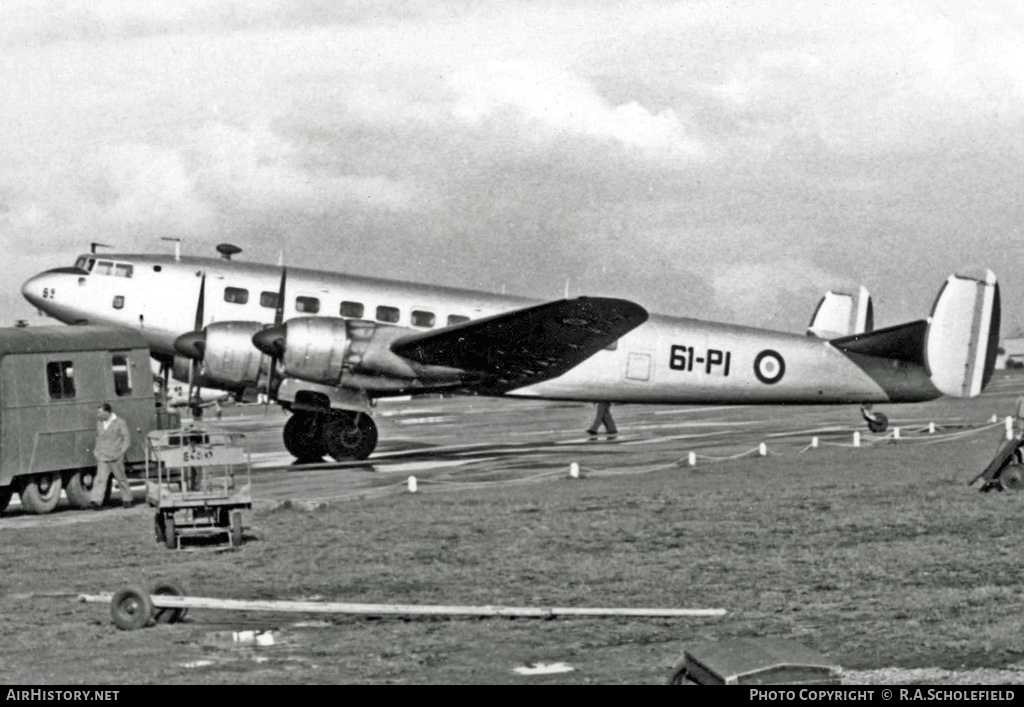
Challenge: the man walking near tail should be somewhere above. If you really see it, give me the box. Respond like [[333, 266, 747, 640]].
[[587, 401, 618, 437], [90, 403, 134, 509]]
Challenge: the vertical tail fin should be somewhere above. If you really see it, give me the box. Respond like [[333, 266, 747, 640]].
[[925, 270, 1000, 398], [807, 286, 873, 338]]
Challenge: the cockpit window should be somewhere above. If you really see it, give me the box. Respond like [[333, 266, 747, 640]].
[[75, 257, 87, 270], [94, 261, 113, 275], [86, 258, 95, 272], [114, 263, 133, 278]]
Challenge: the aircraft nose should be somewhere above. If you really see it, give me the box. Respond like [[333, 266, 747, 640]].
[[21, 273, 49, 309], [174, 330, 207, 360], [252, 324, 286, 358]]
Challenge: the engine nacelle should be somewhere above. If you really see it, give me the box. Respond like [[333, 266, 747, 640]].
[[200, 321, 266, 388], [264, 317, 462, 388]]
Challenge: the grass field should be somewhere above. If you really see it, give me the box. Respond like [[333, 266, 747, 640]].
[[3, 415, 1024, 684]]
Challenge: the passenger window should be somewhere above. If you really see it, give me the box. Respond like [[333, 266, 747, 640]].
[[340, 301, 364, 318], [112, 355, 132, 396], [224, 287, 249, 305], [376, 306, 400, 324], [114, 263, 133, 278], [46, 361, 76, 399], [112, 295, 125, 310], [94, 261, 113, 275], [411, 310, 435, 328], [260, 292, 279, 308], [296, 296, 320, 314], [447, 315, 470, 326]]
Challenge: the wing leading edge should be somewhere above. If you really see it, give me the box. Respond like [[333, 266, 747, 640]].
[[390, 297, 649, 393]]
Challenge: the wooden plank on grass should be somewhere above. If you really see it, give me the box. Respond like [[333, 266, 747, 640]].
[[79, 593, 725, 618]]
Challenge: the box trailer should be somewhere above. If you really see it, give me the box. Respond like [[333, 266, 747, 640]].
[[0, 325, 173, 514]]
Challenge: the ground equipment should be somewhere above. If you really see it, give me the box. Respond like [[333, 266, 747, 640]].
[[145, 427, 251, 549], [971, 436, 1024, 492]]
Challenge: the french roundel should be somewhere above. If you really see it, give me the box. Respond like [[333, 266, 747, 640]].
[[753, 350, 785, 385]]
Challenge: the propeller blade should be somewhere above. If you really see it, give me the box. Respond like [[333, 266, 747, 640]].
[[195, 273, 206, 331], [188, 273, 206, 419], [264, 267, 287, 404]]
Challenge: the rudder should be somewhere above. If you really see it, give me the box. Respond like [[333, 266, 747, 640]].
[[925, 270, 1000, 398]]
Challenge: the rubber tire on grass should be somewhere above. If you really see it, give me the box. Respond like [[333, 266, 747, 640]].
[[230, 510, 244, 547], [0, 486, 12, 513], [164, 515, 178, 550], [65, 469, 110, 509], [111, 585, 154, 631], [1001, 463, 1024, 492], [19, 472, 64, 515], [867, 412, 888, 434], [151, 580, 188, 624]]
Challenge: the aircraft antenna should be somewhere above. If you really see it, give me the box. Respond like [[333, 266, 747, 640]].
[[90, 242, 113, 254], [161, 237, 182, 261]]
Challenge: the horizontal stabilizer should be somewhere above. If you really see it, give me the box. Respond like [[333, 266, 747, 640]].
[[925, 270, 1000, 398], [829, 320, 927, 363], [391, 297, 648, 392], [807, 286, 873, 338]]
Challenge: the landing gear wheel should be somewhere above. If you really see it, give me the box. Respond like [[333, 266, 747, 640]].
[[1001, 463, 1024, 492], [229, 510, 244, 547], [19, 472, 64, 514], [323, 411, 378, 461], [151, 580, 188, 624], [111, 585, 154, 631], [283, 412, 328, 460], [66, 469, 111, 509], [0, 486, 12, 513], [866, 412, 888, 434]]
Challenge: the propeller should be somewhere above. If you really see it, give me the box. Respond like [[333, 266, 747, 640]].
[[172, 273, 206, 419], [254, 267, 287, 405]]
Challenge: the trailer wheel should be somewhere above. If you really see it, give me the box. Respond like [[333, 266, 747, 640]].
[[151, 580, 188, 624], [164, 515, 178, 550], [229, 510, 244, 547], [0, 486, 12, 513], [111, 585, 153, 631], [66, 470, 111, 509], [20, 472, 64, 514], [1001, 463, 1024, 492]]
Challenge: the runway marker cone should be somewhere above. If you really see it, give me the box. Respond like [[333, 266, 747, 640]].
[[688, 451, 696, 467], [853, 431, 861, 447], [569, 462, 580, 479], [758, 442, 767, 457], [407, 476, 417, 493], [811, 436, 819, 449]]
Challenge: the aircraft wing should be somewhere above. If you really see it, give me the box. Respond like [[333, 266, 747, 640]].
[[390, 297, 648, 393]]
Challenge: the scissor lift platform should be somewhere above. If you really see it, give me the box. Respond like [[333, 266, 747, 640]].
[[145, 427, 252, 549]]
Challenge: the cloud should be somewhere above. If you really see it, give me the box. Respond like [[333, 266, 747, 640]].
[[711, 259, 854, 329], [449, 61, 706, 161]]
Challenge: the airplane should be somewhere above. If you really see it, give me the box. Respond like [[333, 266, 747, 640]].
[[21, 243, 1000, 462]]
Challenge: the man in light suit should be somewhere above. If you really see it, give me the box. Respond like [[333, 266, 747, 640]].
[[90, 403, 134, 509]]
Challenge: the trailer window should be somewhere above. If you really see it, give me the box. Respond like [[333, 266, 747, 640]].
[[46, 361, 76, 399], [112, 355, 132, 396], [224, 287, 249, 304], [340, 301, 364, 318]]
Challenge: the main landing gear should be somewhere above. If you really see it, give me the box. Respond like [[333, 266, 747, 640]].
[[860, 405, 889, 434], [283, 410, 378, 462]]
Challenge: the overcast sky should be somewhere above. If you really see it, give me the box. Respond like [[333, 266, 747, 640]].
[[2, 1, 1022, 334]]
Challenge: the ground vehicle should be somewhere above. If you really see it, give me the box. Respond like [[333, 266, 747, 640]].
[[146, 428, 252, 549], [0, 325, 175, 514]]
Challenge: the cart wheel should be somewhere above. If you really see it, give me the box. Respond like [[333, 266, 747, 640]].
[[154, 514, 166, 543], [151, 580, 188, 624], [230, 510, 244, 547], [164, 515, 177, 550], [1001, 463, 1024, 492], [111, 585, 154, 631]]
